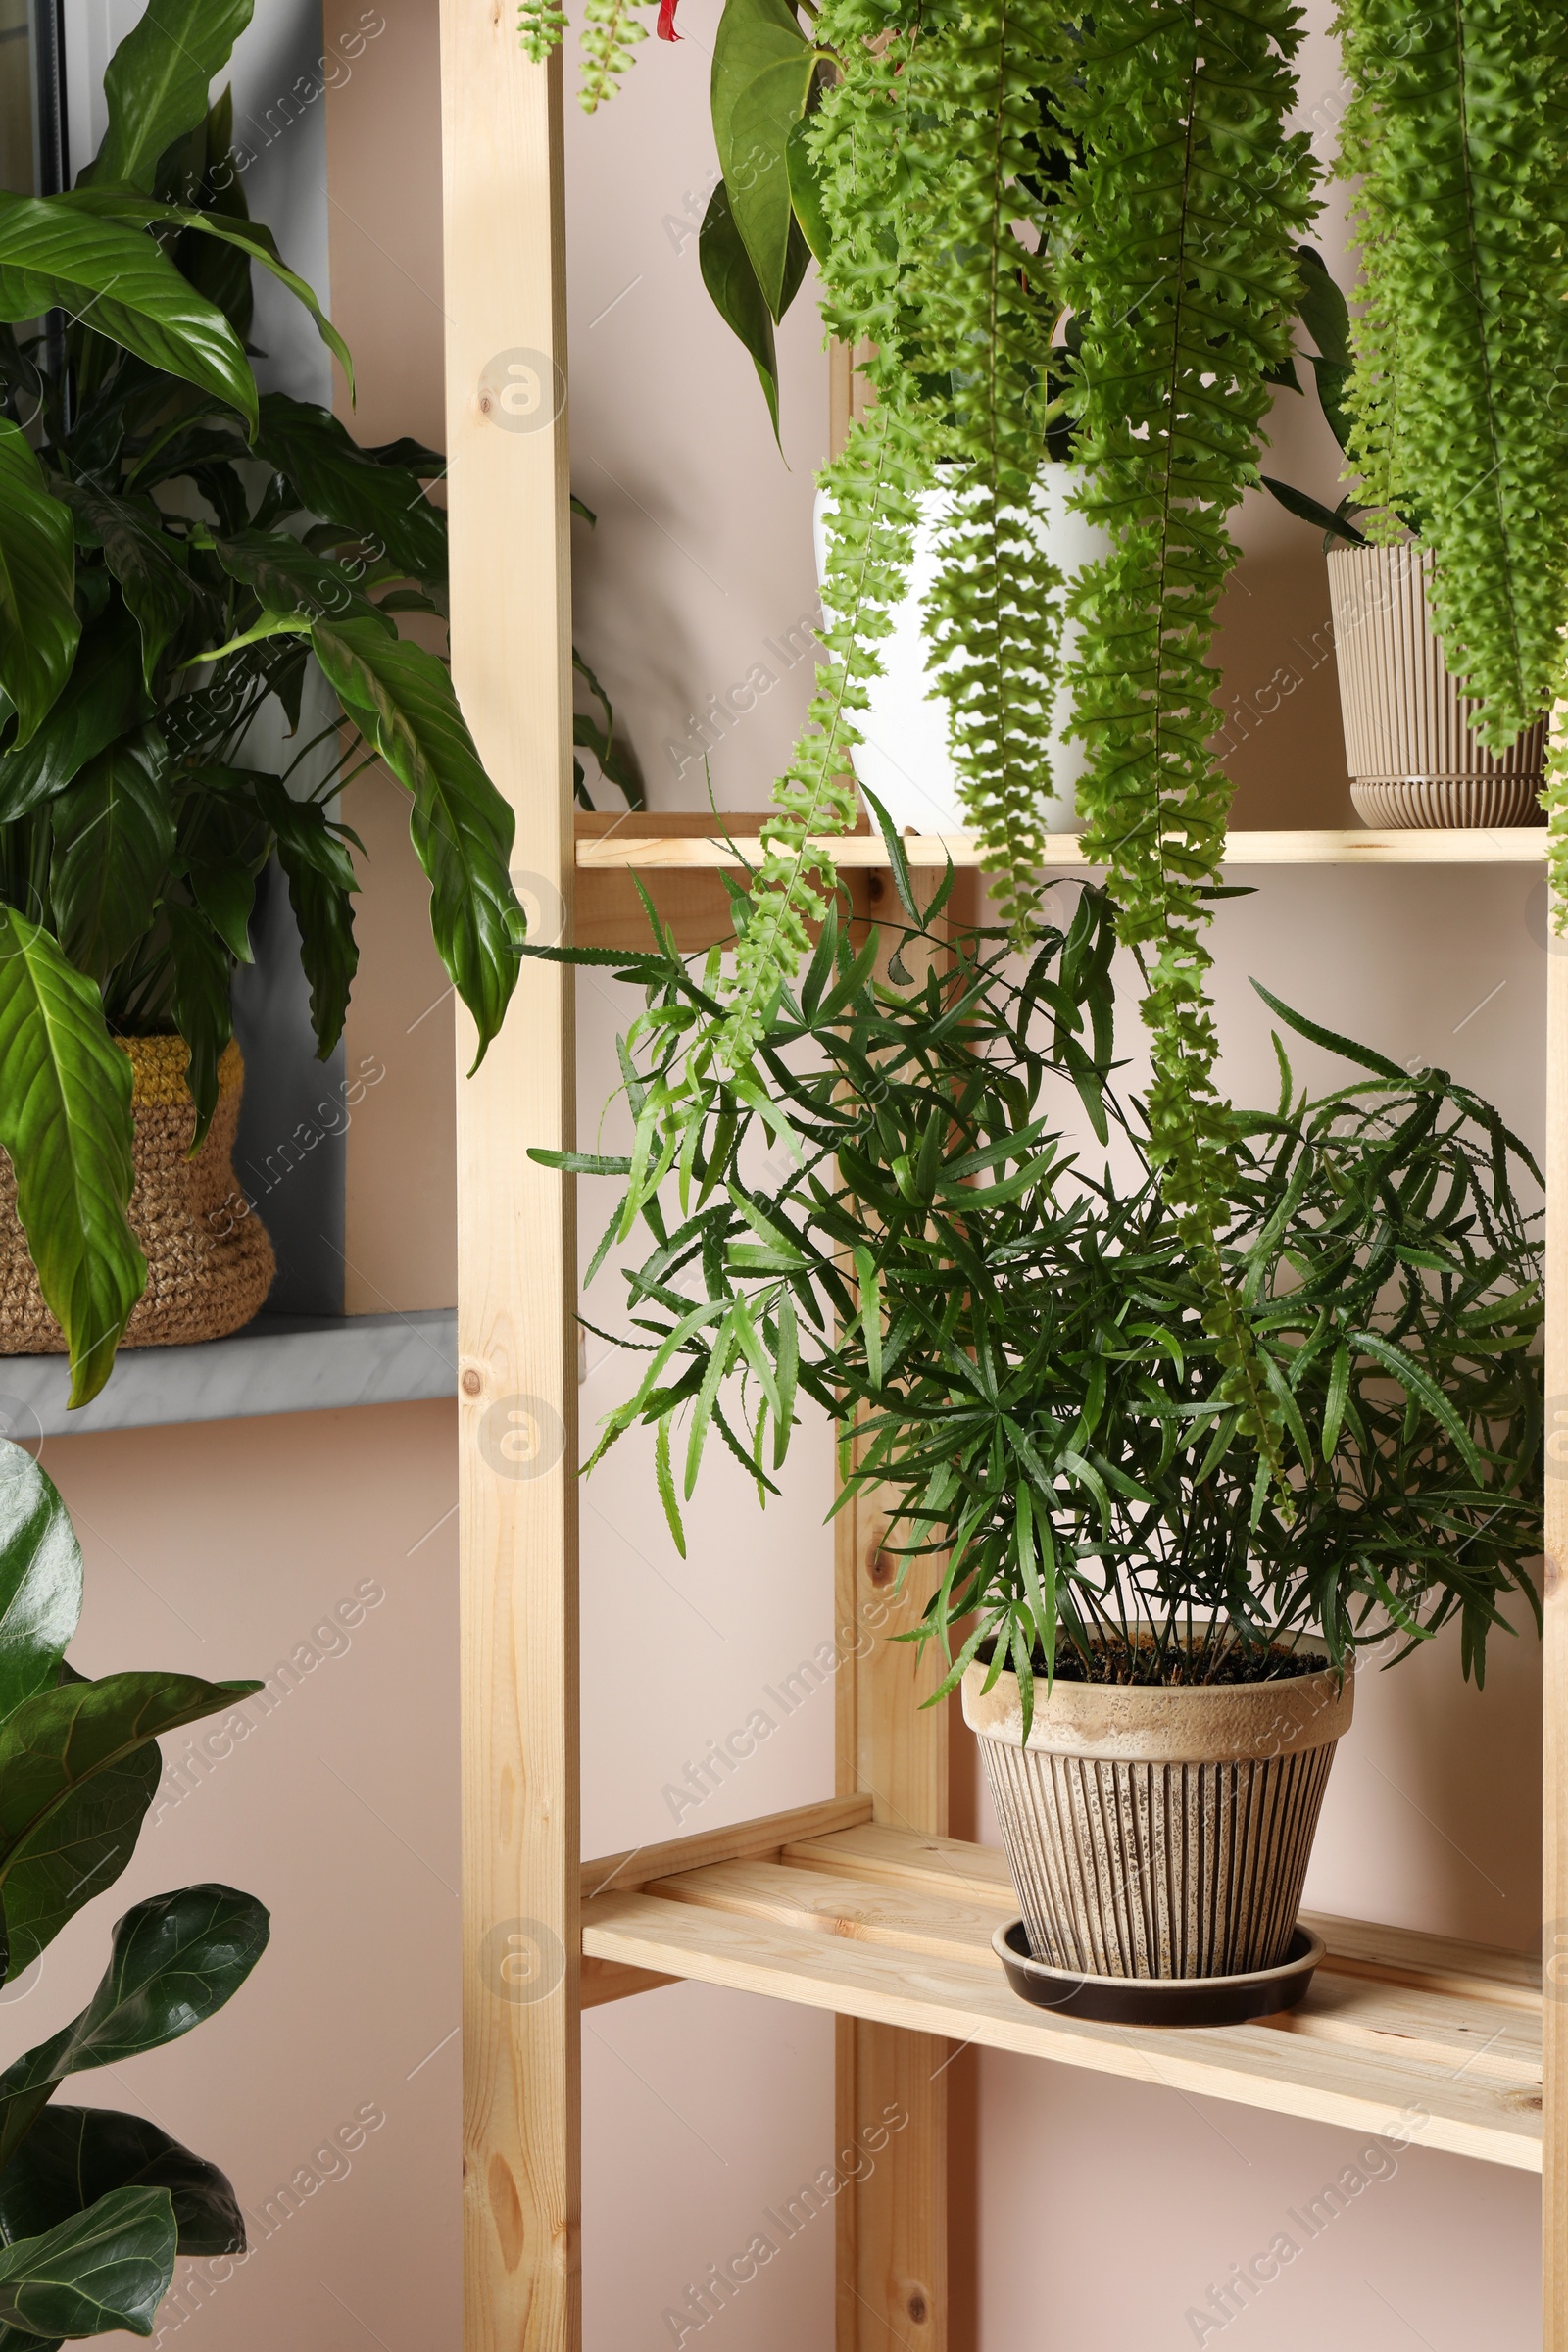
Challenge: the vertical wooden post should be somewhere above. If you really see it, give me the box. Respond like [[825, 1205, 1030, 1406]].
[[1544, 872, 1567, 2352], [835, 865, 950, 2352], [442, 15, 578, 2352]]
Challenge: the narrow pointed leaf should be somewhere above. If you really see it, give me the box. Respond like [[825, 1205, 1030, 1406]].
[[306, 615, 517, 1061], [0, 916, 143, 1407], [85, 0, 254, 193], [0, 195, 256, 429], [0, 424, 76, 747]]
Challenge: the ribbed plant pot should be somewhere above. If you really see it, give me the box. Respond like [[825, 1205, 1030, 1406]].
[[1327, 543, 1545, 827], [963, 1649, 1353, 1981], [0, 1036, 274, 1354]]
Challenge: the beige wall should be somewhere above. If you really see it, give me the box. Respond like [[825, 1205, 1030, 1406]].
[[43, 1405, 460, 2352]]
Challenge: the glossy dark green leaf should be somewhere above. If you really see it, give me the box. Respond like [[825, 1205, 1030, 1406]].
[[0, 424, 77, 749], [0, 1676, 259, 1899], [250, 784, 359, 1058], [184, 859, 255, 966], [306, 615, 517, 1062], [85, 0, 254, 193], [53, 484, 190, 690], [0, 195, 256, 429], [699, 181, 781, 444], [165, 904, 232, 1149], [255, 395, 446, 583], [0, 917, 143, 1407], [1258, 475, 1367, 546], [1308, 355, 1354, 457], [0, 1887, 269, 2173], [0, 2107, 243, 2262], [1294, 243, 1351, 367], [212, 528, 393, 633], [48, 727, 174, 980], [711, 0, 816, 318], [0, 1453, 80, 1729], [0, 610, 152, 825], [0, 2184, 174, 2340], [0, 1737, 159, 1980], [68, 193, 353, 397], [785, 117, 829, 266]]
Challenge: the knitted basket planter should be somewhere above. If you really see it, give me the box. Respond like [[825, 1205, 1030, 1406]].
[[0, 1036, 274, 1354]]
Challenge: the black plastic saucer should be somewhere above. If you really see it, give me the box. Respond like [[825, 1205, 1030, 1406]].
[[993, 1919, 1325, 2027]]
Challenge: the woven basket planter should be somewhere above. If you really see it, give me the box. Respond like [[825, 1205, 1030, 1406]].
[[1327, 542, 1545, 827], [963, 1648, 1353, 1980], [0, 1036, 274, 1355]]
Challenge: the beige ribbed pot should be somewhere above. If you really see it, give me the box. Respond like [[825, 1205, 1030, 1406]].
[[963, 1648, 1353, 1980], [1327, 543, 1545, 827], [0, 1036, 274, 1353]]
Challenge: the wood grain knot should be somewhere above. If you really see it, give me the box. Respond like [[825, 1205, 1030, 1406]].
[[1545, 1554, 1563, 1599], [867, 1549, 894, 1588], [906, 2290, 929, 2325], [487, 2151, 526, 2271], [462, 1368, 483, 1396]]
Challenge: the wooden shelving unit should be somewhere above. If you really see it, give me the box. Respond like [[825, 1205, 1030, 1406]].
[[582, 1811, 1544, 2174], [577, 814, 1550, 870], [443, 26, 1565, 2351]]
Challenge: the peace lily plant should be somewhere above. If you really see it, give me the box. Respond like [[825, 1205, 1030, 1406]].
[[0, 0, 523, 1406]]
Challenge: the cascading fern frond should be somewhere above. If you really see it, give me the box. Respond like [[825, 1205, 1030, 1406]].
[[519, 0, 651, 107], [718, 398, 925, 1067], [897, 0, 1069, 947], [1057, 0, 1316, 1464], [1335, 0, 1568, 746]]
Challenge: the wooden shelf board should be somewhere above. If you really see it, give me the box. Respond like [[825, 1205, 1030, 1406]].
[[581, 1823, 1543, 2172], [576, 815, 1548, 873]]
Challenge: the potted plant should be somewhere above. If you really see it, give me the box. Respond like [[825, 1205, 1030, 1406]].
[[0, 0, 524, 1406], [1262, 248, 1548, 827], [1333, 0, 1568, 851], [530, 864, 1542, 2016], [0, 1438, 270, 2331]]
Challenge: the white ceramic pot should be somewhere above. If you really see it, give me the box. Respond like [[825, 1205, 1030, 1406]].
[[812, 464, 1112, 835], [1327, 542, 1546, 827], [963, 1643, 1353, 1981]]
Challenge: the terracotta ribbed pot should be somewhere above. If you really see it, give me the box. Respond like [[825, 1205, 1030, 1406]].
[[0, 1036, 274, 1354], [963, 1646, 1353, 1980], [1327, 543, 1545, 827]]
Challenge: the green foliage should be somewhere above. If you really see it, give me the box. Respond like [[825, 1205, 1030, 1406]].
[[717, 400, 923, 1070], [84, 0, 256, 194], [1056, 0, 1317, 1474], [893, 0, 1068, 944], [0, 1445, 268, 2339], [0, 427, 77, 746], [1335, 0, 1568, 745], [0, 916, 144, 1407], [0, 0, 522, 1401], [533, 888, 1543, 1715]]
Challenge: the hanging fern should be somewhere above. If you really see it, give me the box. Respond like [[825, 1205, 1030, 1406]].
[[519, 0, 652, 107], [1056, 0, 1316, 1463], [718, 399, 925, 1067], [1335, 0, 1568, 746], [894, 0, 1070, 946]]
